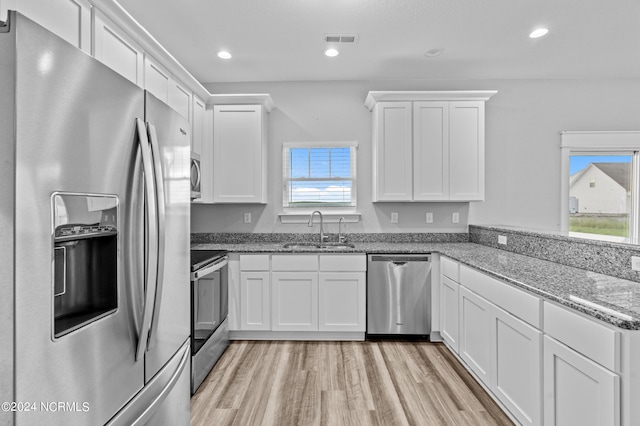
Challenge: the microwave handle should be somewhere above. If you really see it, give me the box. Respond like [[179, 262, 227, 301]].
[[191, 157, 201, 189], [192, 256, 229, 280], [135, 118, 159, 361]]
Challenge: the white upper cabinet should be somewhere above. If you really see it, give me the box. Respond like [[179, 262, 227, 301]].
[[144, 55, 171, 104], [371, 101, 413, 201], [414, 101, 449, 200], [366, 91, 496, 202], [212, 103, 268, 204], [449, 101, 485, 200], [92, 8, 143, 87], [191, 95, 206, 156], [168, 79, 191, 121], [6, 0, 92, 53]]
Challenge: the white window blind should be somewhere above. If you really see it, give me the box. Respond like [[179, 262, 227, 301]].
[[283, 141, 357, 208]]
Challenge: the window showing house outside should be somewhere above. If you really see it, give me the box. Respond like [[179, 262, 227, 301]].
[[569, 154, 632, 242], [283, 142, 357, 208]]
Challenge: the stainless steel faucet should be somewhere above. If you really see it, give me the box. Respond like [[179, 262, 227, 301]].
[[308, 210, 326, 246], [338, 216, 347, 243]]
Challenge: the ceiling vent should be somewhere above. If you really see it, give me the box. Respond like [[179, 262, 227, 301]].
[[323, 34, 358, 44]]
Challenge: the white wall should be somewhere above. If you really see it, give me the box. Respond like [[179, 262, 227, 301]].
[[191, 78, 640, 234]]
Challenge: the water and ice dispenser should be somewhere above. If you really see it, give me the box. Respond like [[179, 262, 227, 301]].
[[52, 193, 118, 338]]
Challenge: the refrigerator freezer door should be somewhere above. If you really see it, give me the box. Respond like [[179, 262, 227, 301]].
[[144, 93, 191, 382], [107, 340, 190, 426], [11, 14, 146, 425]]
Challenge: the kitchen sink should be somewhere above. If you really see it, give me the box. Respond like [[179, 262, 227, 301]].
[[282, 242, 356, 250]]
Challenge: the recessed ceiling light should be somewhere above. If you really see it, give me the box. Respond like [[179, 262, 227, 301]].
[[529, 28, 549, 39], [424, 48, 444, 57], [217, 51, 232, 59], [324, 48, 339, 57]]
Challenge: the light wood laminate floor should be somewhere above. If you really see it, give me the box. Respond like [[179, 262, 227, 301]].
[[190, 340, 514, 426]]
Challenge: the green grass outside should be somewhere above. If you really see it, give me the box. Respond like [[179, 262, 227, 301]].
[[569, 215, 629, 237]]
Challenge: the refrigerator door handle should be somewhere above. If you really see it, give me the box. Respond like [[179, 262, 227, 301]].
[[145, 123, 166, 351], [135, 118, 159, 361]]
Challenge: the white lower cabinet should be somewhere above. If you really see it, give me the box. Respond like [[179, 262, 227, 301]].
[[238, 254, 270, 331], [441, 258, 630, 426], [543, 335, 620, 426], [231, 253, 366, 337], [318, 272, 366, 332], [445, 259, 543, 425], [492, 305, 542, 426], [459, 286, 492, 384], [271, 272, 318, 331], [440, 275, 460, 352], [239, 271, 270, 331]]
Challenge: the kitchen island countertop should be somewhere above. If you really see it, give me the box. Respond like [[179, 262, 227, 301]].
[[192, 241, 640, 330]]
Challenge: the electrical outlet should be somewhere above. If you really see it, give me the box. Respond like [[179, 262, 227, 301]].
[[243, 212, 251, 224], [452, 212, 459, 223], [426, 212, 433, 223], [632, 256, 640, 271], [498, 235, 507, 245], [390, 212, 398, 223]]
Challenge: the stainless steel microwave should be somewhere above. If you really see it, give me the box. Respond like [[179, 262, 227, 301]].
[[190, 152, 201, 200]]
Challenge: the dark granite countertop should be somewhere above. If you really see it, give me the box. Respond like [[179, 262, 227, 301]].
[[191, 241, 640, 330]]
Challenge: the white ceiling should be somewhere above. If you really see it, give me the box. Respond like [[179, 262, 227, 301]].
[[116, 0, 640, 84]]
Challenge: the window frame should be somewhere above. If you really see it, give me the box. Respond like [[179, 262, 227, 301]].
[[560, 131, 640, 244], [282, 141, 358, 211]]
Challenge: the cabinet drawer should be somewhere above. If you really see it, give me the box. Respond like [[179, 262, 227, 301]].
[[544, 301, 620, 371], [240, 254, 270, 271], [441, 257, 459, 282], [319, 254, 366, 272], [460, 265, 541, 328], [272, 254, 318, 271]]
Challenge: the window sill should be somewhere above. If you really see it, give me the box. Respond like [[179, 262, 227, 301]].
[[279, 211, 361, 224]]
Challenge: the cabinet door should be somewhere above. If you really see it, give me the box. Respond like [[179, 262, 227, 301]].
[[13, 0, 91, 53], [372, 102, 413, 201], [240, 271, 270, 330], [144, 55, 171, 104], [192, 95, 206, 155], [459, 286, 492, 384], [213, 105, 266, 203], [318, 272, 365, 332], [449, 101, 484, 201], [272, 272, 318, 331], [440, 275, 459, 353], [543, 336, 620, 426], [413, 102, 449, 200], [492, 306, 542, 426], [92, 9, 143, 87], [168, 79, 191, 121]]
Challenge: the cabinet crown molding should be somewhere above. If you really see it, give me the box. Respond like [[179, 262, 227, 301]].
[[364, 90, 498, 111], [207, 94, 275, 112]]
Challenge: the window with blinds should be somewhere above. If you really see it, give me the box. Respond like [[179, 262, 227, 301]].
[[283, 142, 357, 208]]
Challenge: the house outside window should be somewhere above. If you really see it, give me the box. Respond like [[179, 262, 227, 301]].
[[561, 131, 640, 244], [282, 141, 357, 209], [569, 154, 632, 241]]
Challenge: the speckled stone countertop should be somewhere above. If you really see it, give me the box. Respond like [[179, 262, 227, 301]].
[[193, 240, 640, 330]]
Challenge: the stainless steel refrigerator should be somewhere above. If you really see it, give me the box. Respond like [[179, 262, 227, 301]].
[[0, 11, 190, 426]]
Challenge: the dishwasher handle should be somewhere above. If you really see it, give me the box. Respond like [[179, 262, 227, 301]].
[[370, 255, 430, 262]]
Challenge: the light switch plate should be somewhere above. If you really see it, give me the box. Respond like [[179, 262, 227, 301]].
[[632, 256, 640, 271], [243, 213, 251, 224], [426, 212, 433, 223], [452, 212, 459, 223], [390, 212, 398, 223]]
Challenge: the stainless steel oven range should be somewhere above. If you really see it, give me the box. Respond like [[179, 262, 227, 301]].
[[190, 249, 229, 394]]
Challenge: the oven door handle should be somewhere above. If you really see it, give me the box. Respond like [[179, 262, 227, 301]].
[[191, 256, 229, 280]]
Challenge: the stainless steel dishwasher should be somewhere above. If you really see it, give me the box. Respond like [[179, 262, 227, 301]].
[[367, 254, 432, 337]]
